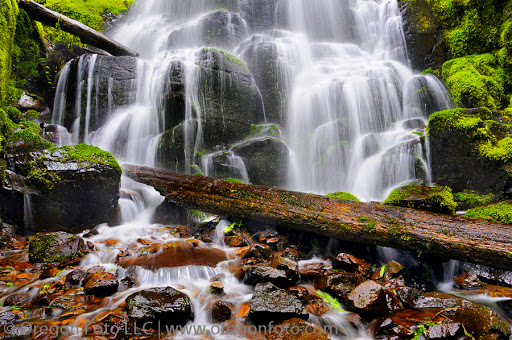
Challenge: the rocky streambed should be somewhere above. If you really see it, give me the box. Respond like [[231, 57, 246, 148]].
[[0, 214, 510, 340]]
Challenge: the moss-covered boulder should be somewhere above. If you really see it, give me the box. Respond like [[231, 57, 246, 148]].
[[428, 108, 512, 198], [28, 232, 85, 264], [465, 202, 512, 224], [400, 0, 450, 71], [326, 192, 360, 202], [0, 144, 121, 233], [442, 54, 505, 110], [454, 191, 496, 210], [382, 185, 457, 215]]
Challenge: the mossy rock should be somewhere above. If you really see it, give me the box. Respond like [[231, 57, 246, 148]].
[[326, 192, 360, 202], [0, 144, 121, 233], [454, 191, 496, 210], [465, 202, 512, 224], [28, 232, 85, 264], [442, 54, 505, 110], [428, 108, 512, 197], [382, 185, 457, 215], [0, 0, 18, 105]]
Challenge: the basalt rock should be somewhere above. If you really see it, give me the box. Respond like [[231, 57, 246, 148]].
[[347, 281, 390, 318], [332, 253, 371, 277], [248, 282, 308, 325], [28, 232, 85, 265], [454, 271, 484, 290], [314, 272, 366, 300], [126, 287, 194, 326], [0, 145, 121, 233], [83, 266, 119, 297]]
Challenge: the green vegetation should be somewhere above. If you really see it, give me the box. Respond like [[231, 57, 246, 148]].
[[315, 290, 345, 312], [221, 178, 244, 184], [0, 0, 18, 105], [326, 191, 360, 201], [383, 185, 457, 215], [428, 108, 512, 163], [205, 48, 249, 72], [455, 191, 494, 208], [465, 202, 512, 224], [442, 54, 505, 109]]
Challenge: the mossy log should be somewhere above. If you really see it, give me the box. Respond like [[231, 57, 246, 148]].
[[19, 0, 139, 57], [123, 165, 512, 270]]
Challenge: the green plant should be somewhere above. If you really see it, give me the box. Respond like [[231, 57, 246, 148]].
[[224, 220, 242, 233], [315, 290, 345, 312]]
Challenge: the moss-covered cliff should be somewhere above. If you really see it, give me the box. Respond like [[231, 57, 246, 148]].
[[0, 0, 18, 105]]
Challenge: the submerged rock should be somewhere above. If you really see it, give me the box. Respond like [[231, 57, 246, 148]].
[[248, 282, 308, 325], [126, 287, 194, 326], [28, 232, 85, 265]]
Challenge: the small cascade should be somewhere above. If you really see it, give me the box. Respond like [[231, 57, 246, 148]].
[[23, 193, 33, 234]]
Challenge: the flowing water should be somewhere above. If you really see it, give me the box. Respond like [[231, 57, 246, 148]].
[[44, 0, 463, 338]]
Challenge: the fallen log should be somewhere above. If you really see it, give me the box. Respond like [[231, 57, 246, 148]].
[[19, 0, 139, 57], [123, 165, 512, 270]]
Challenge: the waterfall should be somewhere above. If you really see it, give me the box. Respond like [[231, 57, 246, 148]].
[[52, 0, 452, 199]]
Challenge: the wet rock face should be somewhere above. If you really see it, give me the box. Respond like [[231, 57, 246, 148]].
[[412, 292, 511, 338], [0, 147, 121, 233], [28, 232, 85, 265], [126, 287, 194, 326], [157, 48, 265, 173], [399, 0, 450, 71], [461, 263, 512, 287], [59, 55, 137, 133], [347, 280, 389, 318], [332, 253, 371, 277], [243, 265, 297, 288], [248, 282, 308, 325], [208, 300, 233, 323], [314, 272, 366, 300], [232, 137, 289, 187], [83, 266, 119, 297], [454, 271, 484, 290]]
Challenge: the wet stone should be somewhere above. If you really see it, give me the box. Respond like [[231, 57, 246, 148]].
[[427, 320, 464, 339], [243, 265, 295, 288], [83, 266, 119, 297], [282, 247, 300, 261], [314, 272, 366, 299], [332, 253, 371, 277], [209, 281, 225, 295], [28, 232, 85, 265], [382, 261, 405, 281], [65, 269, 86, 286], [454, 271, 484, 289], [243, 243, 273, 263], [285, 286, 310, 302], [126, 286, 194, 326], [248, 282, 308, 325], [347, 280, 389, 318], [208, 300, 233, 323]]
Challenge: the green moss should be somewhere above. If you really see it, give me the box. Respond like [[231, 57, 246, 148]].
[[207, 48, 249, 72], [465, 202, 512, 224], [442, 54, 505, 109], [11, 9, 43, 91], [221, 178, 244, 184], [455, 191, 494, 208], [0, 0, 18, 105], [45, 144, 121, 172], [34, 0, 133, 46], [383, 185, 457, 215], [326, 192, 360, 202], [479, 137, 512, 162]]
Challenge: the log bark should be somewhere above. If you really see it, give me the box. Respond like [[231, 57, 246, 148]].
[[123, 165, 512, 270], [19, 0, 139, 57]]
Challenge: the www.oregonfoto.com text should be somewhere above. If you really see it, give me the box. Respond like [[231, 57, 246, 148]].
[[4, 321, 339, 338]]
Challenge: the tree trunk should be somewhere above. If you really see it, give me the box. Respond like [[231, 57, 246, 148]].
[[123, 165, 512, 270], [19, 0, 139, 57]]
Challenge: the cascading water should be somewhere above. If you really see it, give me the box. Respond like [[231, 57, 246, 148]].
[[45, 0, 458, 338]]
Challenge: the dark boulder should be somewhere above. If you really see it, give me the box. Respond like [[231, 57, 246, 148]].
[[126, 287, 194, 326], [428, 108, 512, 198], [0, 145, 121, 233], [66, 269, 86, 286], [243, 265, 296, 288], [461, 263, 512, 287], [400, 0, 450, 71], [248, 282, 308, 325], [232, 137, 289, 186], [332, 253, 371, 277], [347, 281, 389, 318], [207, 300, 233, 323], [28, 232, 85, 265], [83, 266, 119, 297], [314, 272, 366, 300]]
